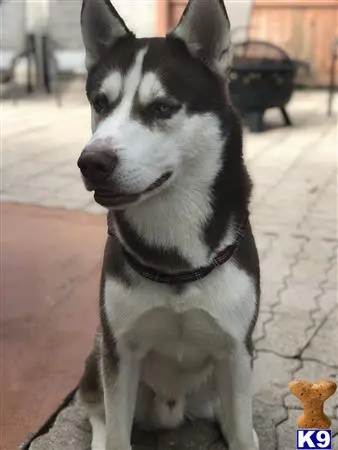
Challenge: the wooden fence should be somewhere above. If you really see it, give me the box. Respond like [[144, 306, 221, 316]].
[[157, 0, 338, 87]]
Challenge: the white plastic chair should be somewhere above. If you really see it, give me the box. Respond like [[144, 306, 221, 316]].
[[46, 0, 86, 105], [328, 37, 338, 117], [0, 0, 28, 99]]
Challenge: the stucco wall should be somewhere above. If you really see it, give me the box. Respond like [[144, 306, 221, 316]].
[[113, 0, 157, 37], [227, 0, 253, 28], [0, 0, 26, 50], [227, 0, 254, 41]]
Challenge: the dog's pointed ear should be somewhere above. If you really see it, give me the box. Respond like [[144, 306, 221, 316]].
[[81, 0, 133, 70], [168, 0, 232, 75]]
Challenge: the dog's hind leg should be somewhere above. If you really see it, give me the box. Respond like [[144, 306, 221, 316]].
[[214, 340, 259, 450], [102, 347, 141, 450], [78, 336, 107, 450], [90, 415, 106, 450]]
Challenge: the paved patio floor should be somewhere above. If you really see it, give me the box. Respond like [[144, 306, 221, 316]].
[[1, 90, 337, 450]]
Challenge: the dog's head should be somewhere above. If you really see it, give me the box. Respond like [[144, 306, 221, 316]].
[[78, 0, 233, 209]]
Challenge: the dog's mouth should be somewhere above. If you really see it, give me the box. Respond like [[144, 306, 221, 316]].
[[93, 172, 173, 208]]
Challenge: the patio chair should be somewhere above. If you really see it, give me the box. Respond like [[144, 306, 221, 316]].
[[0, 0, 29, 99], [45, 0, 85, 105], [328, 37, 338, 117]]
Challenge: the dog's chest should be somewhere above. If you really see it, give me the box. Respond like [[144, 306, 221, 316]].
[[107, 286, 225, 358], [104, 263, 255, 363], [134, 307, 224, 396], [129, 306, 227, 362]]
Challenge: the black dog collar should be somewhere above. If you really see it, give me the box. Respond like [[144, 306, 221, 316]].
[[110, 214, 249, 285]]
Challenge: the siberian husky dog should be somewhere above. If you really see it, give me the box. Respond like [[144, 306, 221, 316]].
[[77, 0, 260, 449]]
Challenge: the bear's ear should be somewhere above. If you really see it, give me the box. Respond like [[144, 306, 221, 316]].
[[81, 0, 133, 70], [168, 0, 232, 75]]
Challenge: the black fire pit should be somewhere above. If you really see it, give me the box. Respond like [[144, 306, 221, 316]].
[[229, 40, 296, 132]]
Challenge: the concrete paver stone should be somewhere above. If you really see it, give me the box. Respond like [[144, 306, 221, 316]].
[[302, 311, 338, 367]]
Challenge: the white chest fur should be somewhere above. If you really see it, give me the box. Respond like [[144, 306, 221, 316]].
[[104, 262, 256, 376]]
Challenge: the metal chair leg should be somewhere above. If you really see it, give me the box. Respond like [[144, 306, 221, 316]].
[[55, 68, 62, 107], [10, 77, 17, 105], [42, 34, 52, 94], [246, 111, 265, 132], [10, 59, 19, 105], [280, 106, 292, 126], [328, 56, 336, 117], [26, 34, 35, 94]]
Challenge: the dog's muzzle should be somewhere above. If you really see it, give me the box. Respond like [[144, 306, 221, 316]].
[[77, 144, 174, 209], [77, 146, 118, 187]]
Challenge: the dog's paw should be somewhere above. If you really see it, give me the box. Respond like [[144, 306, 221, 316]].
[[104, 440, 132, 450], [108, 448, 132, 450], [253, 429, 260, 450], [105, 445, 132, 450], [228, 429, 259, 450], [91, 435, 106, 449], [105, 446, 132, 450]]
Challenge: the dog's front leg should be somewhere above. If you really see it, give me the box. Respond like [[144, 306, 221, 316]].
[[102, 348, 140, 450], [214, 341, 258, 450]]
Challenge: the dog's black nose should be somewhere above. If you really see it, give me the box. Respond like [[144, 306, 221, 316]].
[[77, 149, 118, 185]]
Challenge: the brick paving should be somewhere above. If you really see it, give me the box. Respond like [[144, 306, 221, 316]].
[[1, 90, 337, 449]]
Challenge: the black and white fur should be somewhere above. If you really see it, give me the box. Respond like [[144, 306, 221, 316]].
[[77, 1, 260, 449]]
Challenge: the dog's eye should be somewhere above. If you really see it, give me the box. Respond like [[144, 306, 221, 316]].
[[92, 94, 110, 115], [150, 101, 180, 119]]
